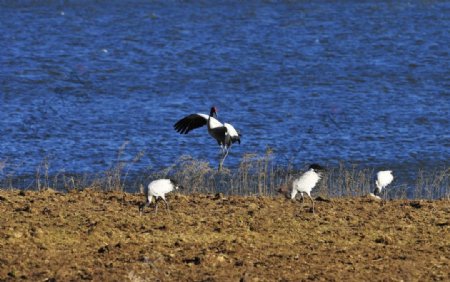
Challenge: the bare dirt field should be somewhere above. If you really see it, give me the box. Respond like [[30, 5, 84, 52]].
[[0, 189, 448, 281]]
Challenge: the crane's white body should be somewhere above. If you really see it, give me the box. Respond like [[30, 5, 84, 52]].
[[223, 123, 239, 139], [291, 169, 322, 200], [374, 170, 394, 197], [146, 179, 176, 204], [195, 113, 240, 147], [197, 113, 222, 129], [290, 165, 324, 213], [141, 179, 182, 214]]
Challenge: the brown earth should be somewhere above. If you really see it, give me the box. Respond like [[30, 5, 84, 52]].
[[0, 189, 448, 281]]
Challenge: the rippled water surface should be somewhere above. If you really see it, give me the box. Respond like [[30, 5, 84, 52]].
[[0, 1, 449, 184]]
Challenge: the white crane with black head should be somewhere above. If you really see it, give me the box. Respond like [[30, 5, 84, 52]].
[[174, 106, 241, 170], [373, 170, 394, 199]]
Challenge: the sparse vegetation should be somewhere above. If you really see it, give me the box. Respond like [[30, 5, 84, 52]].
[[0, 150, 449, 199], [0, 140, 449, 201]]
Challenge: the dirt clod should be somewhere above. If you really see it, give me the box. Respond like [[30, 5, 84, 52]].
[[14, 205, 32, 213], [98, 245, 109, 254], [183, 257, 201, 265], [410, 201, 423, 209]]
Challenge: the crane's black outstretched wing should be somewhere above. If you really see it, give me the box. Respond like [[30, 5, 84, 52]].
[[174, 114, 208, 134]]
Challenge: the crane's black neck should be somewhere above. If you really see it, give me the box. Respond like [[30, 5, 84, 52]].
[[209, 107, 217, 118]]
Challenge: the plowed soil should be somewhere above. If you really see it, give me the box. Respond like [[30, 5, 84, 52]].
[[0, 189, 448, 281]]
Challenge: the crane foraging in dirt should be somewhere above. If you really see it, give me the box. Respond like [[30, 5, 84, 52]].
[[372, 170, 394, 199], [139, 179, 183, 215], [278, 164, 325, 214]]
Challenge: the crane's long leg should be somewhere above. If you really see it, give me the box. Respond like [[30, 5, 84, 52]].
[[223, 148, 229, 162], [161, 197, 170, 212], [306, 193, 315, 214], [218, 147, 229, 171], [154, 197, 159, 214]]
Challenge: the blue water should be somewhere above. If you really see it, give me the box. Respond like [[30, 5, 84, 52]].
[[0, 1, 449, 184]]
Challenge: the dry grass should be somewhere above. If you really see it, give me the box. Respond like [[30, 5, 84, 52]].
[[415, 167, 450, 200], [0, 150, 448, 200]]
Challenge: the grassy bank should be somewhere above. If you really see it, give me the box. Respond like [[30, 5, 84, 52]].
[[1, 154, 449, 199], [0, 189, 448, 281]]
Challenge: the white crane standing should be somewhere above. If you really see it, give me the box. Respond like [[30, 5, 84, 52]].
[[290, 164, 325, 213]]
